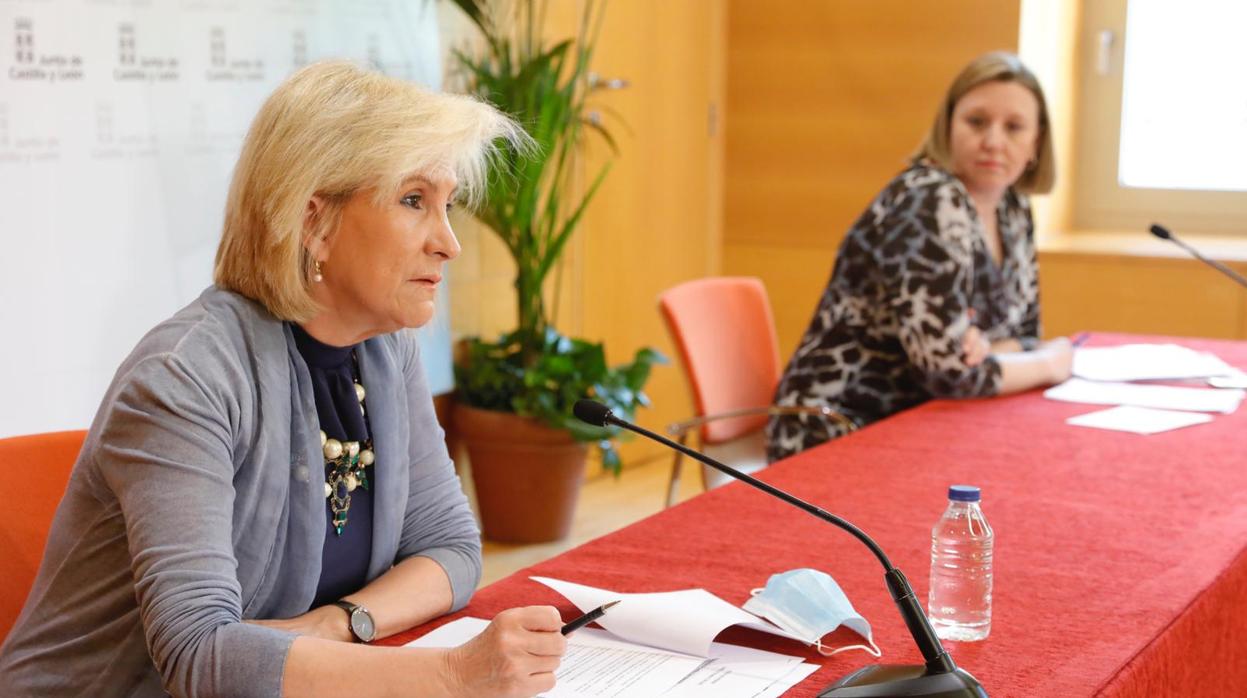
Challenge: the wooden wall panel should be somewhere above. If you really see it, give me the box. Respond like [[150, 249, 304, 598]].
[[722, 243, 834, 361], [576, 0, 727, 466], [724, 0, 1021, 357], [1039, 252, 1247, 340]]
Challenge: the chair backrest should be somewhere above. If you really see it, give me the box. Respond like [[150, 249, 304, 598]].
[[0, 430, 86, 641], [658, 277, 782, 444]]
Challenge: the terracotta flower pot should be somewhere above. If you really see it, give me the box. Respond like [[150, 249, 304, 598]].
[[453, 403, 588, 543]]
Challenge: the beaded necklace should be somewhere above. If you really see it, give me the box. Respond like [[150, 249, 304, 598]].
[[319, 351, 374, 536]]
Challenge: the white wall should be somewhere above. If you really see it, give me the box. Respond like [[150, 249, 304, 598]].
[[0, 0, 455, 437]]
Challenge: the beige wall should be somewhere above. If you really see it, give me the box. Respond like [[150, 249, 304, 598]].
[[1040, 251, 1247, 340], [575, 1, 727, 466], [723, 0, 1022, 357]]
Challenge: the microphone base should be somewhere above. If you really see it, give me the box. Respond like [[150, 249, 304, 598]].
[[818, 664, 988, 697]]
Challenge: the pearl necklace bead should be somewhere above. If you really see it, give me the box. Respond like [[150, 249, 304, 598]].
[[323, 438, 343, 461], [317, 353, 373, 535]]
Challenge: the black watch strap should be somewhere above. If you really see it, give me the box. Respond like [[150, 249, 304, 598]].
[[332, 600, 375, 642]]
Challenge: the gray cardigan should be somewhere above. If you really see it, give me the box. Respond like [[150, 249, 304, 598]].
[[0, 287, 482, 697]]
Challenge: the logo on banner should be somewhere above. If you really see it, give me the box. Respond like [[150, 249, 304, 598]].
[[9, 18, 84, 83], [362, 31, 413, 80], [15, 18, 33, 64], [96, 102, 114, 145], [119, 24, 136, 65], [367, 34, 381, 71], [205, 27, 265, 82], [293, 30, 307, 68], [113, 24, 180, 82], [210, 27, 225, 68]]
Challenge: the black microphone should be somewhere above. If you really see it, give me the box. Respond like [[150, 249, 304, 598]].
[[1149, 223, 1247, 290], [573, 399, 987, 698]]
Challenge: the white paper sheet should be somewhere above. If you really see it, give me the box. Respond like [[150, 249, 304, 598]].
[[405, 617, 710, 698], [405, 617, 816, 698], [531, 576, 802, 658], [1066, 405, 1215, 434], [1072, 343, 1236, 382], [662, 639, 817, 698], [753, 663, 821, 698], [1043, 378, 1245, 414], [1208, 369, 1247, 389]]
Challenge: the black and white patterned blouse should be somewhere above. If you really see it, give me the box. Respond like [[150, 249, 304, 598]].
[[766, 161, 1040, 462]]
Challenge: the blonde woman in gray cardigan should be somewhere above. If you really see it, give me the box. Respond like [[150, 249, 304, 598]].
[[0, 62, 565, 698]]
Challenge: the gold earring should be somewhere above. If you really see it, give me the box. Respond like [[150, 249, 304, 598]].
[[313, 260, 324, 283]]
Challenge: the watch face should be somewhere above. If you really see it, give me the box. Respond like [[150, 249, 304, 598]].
[[350, 608, 376, 642]]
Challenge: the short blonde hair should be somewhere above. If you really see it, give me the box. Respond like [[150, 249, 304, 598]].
[[916, 51, 1055, 195], [214, 60, 526, 321]]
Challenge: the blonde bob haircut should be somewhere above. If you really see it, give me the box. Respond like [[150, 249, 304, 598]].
[[214, 60, 526, 321], [915, 51, 1055, 195]]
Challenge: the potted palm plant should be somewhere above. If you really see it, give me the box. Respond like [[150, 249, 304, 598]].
[[447, 0, 663, 543]]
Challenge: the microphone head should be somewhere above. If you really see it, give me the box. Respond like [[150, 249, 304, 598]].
[[573, 399, 613, 427], [1149, 223, 1173, 240]]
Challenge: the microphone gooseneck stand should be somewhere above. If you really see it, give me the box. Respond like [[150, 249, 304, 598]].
[[573, 400, 988, 698], [1149, 223, 1247, 290]]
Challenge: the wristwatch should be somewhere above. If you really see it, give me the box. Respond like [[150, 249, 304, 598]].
[[332, 600, 377, 643]]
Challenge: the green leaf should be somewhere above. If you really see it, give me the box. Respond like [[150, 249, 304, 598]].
[[598, 441, 622, 476], [449, 0, 664, 472]]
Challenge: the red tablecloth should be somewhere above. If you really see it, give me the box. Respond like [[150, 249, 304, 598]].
[[388, 334, 1247, 697]]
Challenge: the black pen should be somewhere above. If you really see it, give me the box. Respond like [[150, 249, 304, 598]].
[[560, 600, 620, 635]]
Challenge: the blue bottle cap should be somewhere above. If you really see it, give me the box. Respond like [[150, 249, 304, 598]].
[[948, 485, 981, 502]]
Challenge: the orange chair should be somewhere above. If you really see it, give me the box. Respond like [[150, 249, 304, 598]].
[[0, 430, 86, 641], [658, 277, 854, 507]]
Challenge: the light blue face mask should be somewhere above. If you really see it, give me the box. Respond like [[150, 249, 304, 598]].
[[742, 568, 881, 657]]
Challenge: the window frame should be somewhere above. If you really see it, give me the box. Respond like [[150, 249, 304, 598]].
[[1073, 0, 1247, 236]]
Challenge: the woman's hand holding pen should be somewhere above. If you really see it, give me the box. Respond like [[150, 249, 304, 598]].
[[442, 606, 566, 698]]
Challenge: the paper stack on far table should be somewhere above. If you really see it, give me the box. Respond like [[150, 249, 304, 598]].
[[1066, 405, 1214, 435], [1073, 343, 1235, 382], [1051, 343, 1247, 434], [1044, 378, 1245, 414]]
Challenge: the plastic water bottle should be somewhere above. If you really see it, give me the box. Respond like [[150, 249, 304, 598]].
[[928, 484, 994, 641]]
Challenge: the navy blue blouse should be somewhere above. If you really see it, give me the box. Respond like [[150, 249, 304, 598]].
[[290, 324, 375, 609]]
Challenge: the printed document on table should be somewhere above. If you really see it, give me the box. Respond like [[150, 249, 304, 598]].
[[531, 576, 803, 657], [1072, 343, 1235, 382], [1044, 378, 1245, 414], [1066, 405, 1214, 434], [662, 641, 819, 698], [405, 617, 814, 698], [405, 617, 709, 698]]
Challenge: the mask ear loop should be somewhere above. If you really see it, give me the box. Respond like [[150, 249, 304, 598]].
[[749, 587, 881, 658], [815, 636, 882, 658], [968, 506, 987, 538]]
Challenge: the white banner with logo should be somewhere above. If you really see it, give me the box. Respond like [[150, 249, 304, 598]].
[[0, 0, 453, 437]]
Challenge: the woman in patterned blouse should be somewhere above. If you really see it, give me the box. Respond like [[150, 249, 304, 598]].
[[767, 52, 1074, 462]]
